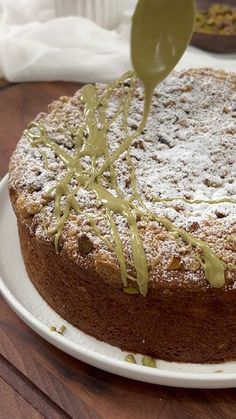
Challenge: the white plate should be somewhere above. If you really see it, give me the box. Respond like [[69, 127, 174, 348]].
[[1, 175, 236, 389]]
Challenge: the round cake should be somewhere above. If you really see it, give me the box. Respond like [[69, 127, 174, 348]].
[[9, 68, 236, 363]]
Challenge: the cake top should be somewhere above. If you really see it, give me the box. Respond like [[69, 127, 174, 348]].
[[9, 68, 236, 294]]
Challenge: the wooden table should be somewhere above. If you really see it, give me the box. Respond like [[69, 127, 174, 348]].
[[0, 79, 235, 419]]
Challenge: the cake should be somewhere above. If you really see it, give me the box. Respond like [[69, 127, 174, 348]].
[[9, 68, 236, 363]]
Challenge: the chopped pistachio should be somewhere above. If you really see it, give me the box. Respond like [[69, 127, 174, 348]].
[[167, 255, 184, 271], [141, 356, 157, 368], [58, 325, 66, 335], [50, 325, 66, 335], [125, 354, 137, 364], [195, 4, 236, 35], [50, 325, 57, 332], [78, 234, 94, 255]]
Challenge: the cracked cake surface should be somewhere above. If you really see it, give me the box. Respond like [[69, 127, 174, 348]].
[[9, 68, 236, 292]]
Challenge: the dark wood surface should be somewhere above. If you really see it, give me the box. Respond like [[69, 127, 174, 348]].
[[0, 79, 235, 419]]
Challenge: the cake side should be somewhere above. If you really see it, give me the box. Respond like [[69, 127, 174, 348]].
[[18, 219, 236, 363]]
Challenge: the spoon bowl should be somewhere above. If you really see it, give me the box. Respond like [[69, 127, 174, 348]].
[[131, 0, 195, 121]]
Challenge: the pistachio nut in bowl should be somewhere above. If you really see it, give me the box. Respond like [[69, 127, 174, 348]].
[[190, 0, 236, 53]]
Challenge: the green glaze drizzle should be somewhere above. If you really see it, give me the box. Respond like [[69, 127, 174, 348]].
[[25, 71, 235, 294], [124, 287, 140, 295], [152, 195, 236, 205]]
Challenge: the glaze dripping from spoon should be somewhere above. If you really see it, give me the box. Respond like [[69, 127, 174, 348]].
[[131, 0, 195, 128]]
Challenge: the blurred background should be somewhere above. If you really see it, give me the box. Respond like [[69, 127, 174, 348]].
[[0, 0, 235, 83]]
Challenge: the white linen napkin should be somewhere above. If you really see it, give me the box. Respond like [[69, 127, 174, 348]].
[[0, 0, 235, 83]]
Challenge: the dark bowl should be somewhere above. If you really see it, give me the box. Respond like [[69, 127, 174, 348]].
[[190, 0, 236, 53]]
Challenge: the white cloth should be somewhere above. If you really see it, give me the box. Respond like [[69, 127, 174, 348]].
[[0, 0, 235, 83]]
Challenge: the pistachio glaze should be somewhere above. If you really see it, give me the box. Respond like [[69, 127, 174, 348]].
[[24, 69, 236, 295], [18, 0, 235, 296]]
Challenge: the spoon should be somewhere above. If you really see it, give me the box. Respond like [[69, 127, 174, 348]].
[[131, 0, 195, 125]]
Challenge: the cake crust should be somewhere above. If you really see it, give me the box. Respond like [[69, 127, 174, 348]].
[[9, 68, 236, 363]]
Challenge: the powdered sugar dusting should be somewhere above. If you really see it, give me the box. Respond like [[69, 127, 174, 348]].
[[9, 69, 236, 291]]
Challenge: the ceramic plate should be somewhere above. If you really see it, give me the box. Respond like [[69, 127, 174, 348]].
[[1, 175, 236, 389]]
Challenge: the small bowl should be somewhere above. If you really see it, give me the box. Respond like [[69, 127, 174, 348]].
[[190, 0, 236, 53]]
